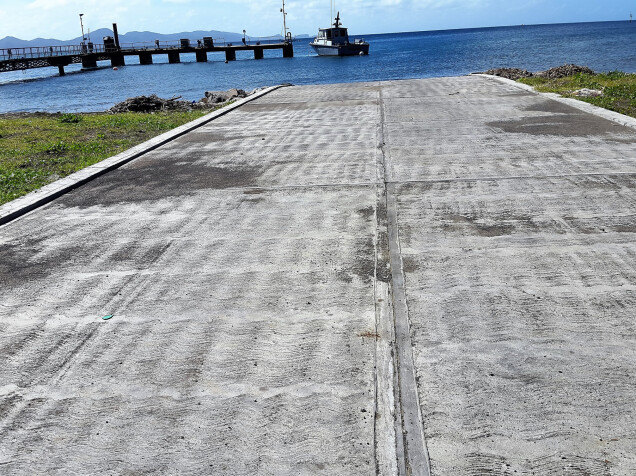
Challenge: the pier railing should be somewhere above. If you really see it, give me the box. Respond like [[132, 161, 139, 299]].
[[0, 35, 295, 75], [0, 44, 108, 61], [0, 35, 297, 61]]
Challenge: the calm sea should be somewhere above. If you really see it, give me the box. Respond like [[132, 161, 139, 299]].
[[1, 21, 635, 113]]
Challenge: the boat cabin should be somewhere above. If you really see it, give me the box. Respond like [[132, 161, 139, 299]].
[[316, 27, 350, 45], [314, 12, 350, 45]]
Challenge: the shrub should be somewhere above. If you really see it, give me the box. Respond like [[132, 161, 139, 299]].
[[59, 113, 82, 124]]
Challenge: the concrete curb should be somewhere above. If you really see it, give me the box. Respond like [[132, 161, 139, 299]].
[[0, 84, 288, 227], [474, 73, 636, 130]]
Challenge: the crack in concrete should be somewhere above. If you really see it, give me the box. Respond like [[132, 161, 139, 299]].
[[377, 86, 431, 476]]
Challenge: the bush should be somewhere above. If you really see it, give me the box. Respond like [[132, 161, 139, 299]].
[[59, 113, 82, 124], [45, 141, 68, 155]]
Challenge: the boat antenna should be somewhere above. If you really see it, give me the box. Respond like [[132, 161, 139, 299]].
[[331, 0, 335, 29], [334, 11, 341, 28]]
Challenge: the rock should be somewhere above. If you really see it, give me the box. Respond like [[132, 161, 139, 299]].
[[109, 94, 194, 113], [572, 88, 603, 97], [535, 64, 595, 79], [482, 68, 534, 80], [201, 88, 248, 104], [109, 88, 254, 113]]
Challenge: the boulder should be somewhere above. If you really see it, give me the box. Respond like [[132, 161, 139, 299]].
[[482, 68, 534, 80], [201, 88, 248, 104], [535, 64, 595, 79]]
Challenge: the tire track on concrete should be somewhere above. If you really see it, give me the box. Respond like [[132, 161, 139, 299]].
[[378, 87, 431, 475]]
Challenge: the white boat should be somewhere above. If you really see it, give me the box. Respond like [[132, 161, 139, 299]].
[[310, 12, 369, 56]]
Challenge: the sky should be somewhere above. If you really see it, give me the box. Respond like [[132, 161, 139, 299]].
[[0, 0, 634, 40]]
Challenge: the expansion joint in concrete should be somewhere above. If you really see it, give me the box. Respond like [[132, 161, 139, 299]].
[[376, 88, 431, 476]]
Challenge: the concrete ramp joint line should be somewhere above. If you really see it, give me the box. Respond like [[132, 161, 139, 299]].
[[378, 86, 431, 476]]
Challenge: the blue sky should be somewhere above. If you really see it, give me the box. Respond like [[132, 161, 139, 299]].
[[0, 0, 634, 39]]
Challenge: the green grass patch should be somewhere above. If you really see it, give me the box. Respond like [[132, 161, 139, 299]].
[[0, 110, 209, 206], [518, 71, 636, 118]]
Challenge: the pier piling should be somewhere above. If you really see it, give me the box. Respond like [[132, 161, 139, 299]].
[[254, 47, 264, 60], [168, 51, 180, 64], [195, 50, 207, 62], [139, 52, 153, 65], [110, 53, 125, 67], [81, 56, 98, 69], [225, 49, 236, 62]]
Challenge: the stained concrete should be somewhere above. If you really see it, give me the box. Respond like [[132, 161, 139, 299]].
[[381, 76, 636, 475], [1, 76, 636, 475]]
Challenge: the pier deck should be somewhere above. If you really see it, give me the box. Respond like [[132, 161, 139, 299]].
[[1, 76, 636, 475], [0, 39, 293, 75]]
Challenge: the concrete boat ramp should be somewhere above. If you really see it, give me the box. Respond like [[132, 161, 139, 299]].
[[1, 76, 636, 475]]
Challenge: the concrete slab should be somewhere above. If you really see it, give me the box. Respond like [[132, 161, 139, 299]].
[[2, 75, 636, 475], [380, 76, 636, 474], [0, 83, 381, 475]]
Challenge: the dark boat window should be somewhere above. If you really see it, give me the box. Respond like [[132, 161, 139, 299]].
[[334, 30, 339, 37], [327, 30, 332, 39]]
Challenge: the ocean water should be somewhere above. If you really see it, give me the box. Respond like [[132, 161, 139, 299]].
[[0, 21, 635, 113]]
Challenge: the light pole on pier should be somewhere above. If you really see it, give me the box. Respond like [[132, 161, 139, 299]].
[[79, 13, 86, 41]]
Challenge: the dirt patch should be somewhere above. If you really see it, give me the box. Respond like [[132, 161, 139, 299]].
[[0, 236, 84, 286], [358, 331, 380, 339], [488, 99, 636, 140], [475, 224, 515, 237], [356, 206, 374, 220], [488, 113, 636, 140], [58, 159, 262, 208], [614, 225, 636, 233], [444, 213, 519, 237], [402, 255, 419, 273], [522, 100, 583, 115]]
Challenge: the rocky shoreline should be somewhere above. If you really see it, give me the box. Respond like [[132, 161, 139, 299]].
[[482, 64, 595, 80], [108, 87, 266, 113]]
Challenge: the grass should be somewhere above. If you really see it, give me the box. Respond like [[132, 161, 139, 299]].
[[0, 110, 209, 206], [518, 71, 636, 118]]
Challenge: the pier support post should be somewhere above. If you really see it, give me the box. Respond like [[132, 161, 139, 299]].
[[110, 53, 125, 67], [195, 50, 207, 62], [139, 52, 153, 65], [254, 47, 264, 60], [283, 43, 294, 58], [168, 51, 180, 64], [225, 49, 236, 62], [58, 65, 65, 76], [82, 56, 97, 69]]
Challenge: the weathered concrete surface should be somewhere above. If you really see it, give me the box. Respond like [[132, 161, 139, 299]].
[[380, 77, 636, 474], [1, 76, 636, 475], [0, 83, 382, 475]]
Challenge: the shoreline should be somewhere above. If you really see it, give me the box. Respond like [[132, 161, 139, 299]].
[[2, 70, 636, 207]]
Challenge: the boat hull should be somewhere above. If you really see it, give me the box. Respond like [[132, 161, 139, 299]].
[[310, 43, 369, 56]]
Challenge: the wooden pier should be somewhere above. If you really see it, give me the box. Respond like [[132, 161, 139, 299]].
[[0, 29, 293, 76]]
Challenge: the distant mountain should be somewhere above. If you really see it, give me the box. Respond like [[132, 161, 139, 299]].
[[0, 36, 68, 49], [0, 28, 263, 49]]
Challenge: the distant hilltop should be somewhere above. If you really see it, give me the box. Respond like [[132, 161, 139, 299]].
[[0, 29, 309, 49]]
